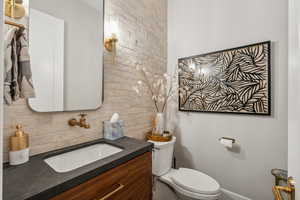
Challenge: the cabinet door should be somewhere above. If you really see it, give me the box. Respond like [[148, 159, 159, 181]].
[[112, 175, 152, 200], [51, 152, 152, 200], [108, 153, 152, 200]]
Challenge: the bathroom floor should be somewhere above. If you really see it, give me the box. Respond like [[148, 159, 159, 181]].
[[153, 179, 179, 200]]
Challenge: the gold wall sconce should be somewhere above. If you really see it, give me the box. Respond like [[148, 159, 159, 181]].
[[104, 33, 118, 52], [5, 0, 26, 19], [104, 20, 119, 62]]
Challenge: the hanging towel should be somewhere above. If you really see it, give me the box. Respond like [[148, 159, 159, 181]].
[[4, 26, 35, 105], [17, 28, 35, 99], [4, 27, 19, 105]]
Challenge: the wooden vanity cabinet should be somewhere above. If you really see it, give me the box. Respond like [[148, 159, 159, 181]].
[[51, 152, 152, 200]]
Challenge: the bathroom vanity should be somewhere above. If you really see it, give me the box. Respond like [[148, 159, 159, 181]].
[[51, 152, 152, 200], [3, 137, 153, 200]]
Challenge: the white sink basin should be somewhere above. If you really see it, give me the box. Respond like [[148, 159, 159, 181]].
[[44, 143, 123, 173]]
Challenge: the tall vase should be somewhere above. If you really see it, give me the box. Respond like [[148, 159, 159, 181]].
[[154, 113, 164, 135]]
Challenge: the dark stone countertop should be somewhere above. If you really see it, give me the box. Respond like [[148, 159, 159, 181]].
[[3, 137, 153, 200]]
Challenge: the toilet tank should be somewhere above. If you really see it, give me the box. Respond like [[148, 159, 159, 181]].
[[149, 137, 176, 176]]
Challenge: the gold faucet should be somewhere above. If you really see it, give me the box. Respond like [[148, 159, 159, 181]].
[[68, 114, 91, 129]]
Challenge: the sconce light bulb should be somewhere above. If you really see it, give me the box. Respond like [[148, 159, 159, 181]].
[[109, 21, 119, 36]]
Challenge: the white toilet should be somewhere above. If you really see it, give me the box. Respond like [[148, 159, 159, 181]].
[[150, 137, 221, 200]]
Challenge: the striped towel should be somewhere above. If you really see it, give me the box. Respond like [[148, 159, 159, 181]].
[[4, 26, 35, 105]]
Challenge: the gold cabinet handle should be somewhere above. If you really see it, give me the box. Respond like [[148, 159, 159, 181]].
[[96, 183, 125, 200]]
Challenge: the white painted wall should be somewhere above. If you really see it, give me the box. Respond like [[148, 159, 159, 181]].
[[168, 0, 288, 199], [288, 0, 300, 199]]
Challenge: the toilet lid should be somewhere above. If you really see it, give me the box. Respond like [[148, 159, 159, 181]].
[[171, 168, 220, 195]]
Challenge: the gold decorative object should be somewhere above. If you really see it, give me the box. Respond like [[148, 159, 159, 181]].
[[10, 124, 29, 151], [273, 177, 295, 200], [68, 113, 91, 129], [5, 0, 26, 19], [147, 132, 173, 142]]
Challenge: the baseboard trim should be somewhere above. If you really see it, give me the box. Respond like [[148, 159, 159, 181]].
[[221, 188, 252, 200]]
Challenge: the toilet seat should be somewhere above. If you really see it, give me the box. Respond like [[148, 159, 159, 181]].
[[171, 168, 220, 195], [159, 168, 221, 200]]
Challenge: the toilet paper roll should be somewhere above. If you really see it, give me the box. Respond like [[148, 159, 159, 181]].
[[220, 138, 233, 148]]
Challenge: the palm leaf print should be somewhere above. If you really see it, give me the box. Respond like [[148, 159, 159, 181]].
[[178, 41, 271, 115]]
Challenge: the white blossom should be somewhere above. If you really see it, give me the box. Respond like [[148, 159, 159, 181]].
[[133, 63, 182, 113]]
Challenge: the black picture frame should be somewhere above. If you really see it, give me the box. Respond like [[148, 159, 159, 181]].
[[178, 41, 271, 115]]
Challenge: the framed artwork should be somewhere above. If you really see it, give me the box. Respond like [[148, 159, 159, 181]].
[[178, 41, 271, 115]]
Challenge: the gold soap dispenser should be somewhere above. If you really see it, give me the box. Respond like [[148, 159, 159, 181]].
[[9, 124, 29, 165]]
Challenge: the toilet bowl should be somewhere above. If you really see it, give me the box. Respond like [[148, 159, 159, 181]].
[[149, 137, 221, 200]]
